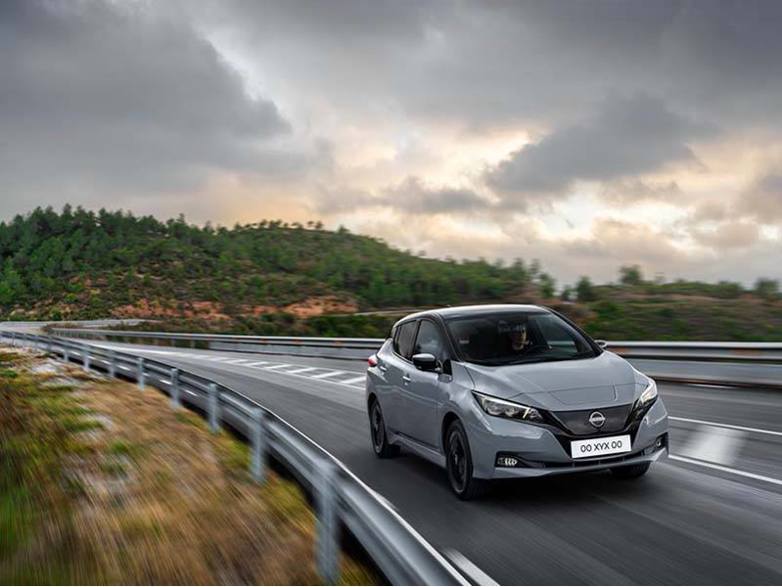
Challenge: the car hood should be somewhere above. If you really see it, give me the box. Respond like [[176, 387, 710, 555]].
[[463, 351, 644, 411]]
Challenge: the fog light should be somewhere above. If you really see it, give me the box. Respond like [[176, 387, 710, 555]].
[[644, 435, 667, 455], [496, 455, 519, 467]]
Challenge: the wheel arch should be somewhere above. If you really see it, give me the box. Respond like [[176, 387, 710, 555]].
[[367, 391, 378, 413], [441, 411, 461, 453]]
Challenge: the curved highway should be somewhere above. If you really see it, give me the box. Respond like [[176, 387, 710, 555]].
[[84, 340, 782, 584]]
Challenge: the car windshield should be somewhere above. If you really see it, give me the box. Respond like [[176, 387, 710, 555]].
[[445, 311, 597, 366]]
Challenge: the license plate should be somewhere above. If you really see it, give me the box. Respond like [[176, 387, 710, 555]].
[[570, 435, 631, 459]]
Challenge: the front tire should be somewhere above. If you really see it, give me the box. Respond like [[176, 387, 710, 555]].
[[610, 462, 651, 479], [369, 400, 398, 458], [445, 420, 487, 500]]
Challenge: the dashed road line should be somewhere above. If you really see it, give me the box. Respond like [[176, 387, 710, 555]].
[[669, 455, 782, 487], [264, 363, 293, 371], [670, 416, 782, 437], [678, 425, 747, 466], [311, 370, 347, 379], [285, 367, 319, 374], [341, 375, 366, 385]]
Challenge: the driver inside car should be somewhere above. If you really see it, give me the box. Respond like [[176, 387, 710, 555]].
[[509, 322, 530, 352], [497, 320, 533, 356]]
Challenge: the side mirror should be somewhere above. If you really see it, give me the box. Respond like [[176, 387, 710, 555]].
[[412, 353, 440, 372], [596, 340, 608, 349]]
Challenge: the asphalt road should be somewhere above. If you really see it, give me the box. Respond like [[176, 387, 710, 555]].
[[88, 341, 782, 585]]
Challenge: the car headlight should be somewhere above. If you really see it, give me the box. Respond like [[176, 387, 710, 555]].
[[473, 391, 544, 423], [638, 378, 658, 406]]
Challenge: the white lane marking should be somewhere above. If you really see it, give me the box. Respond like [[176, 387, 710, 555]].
[[677, 425, 747, 466], [669, 455, 782, 487], [341, 375, 366, 385], [92, 342, 369, 390], [264, 363, 292, 371], [285, 367, 319, 374], [444, 549, 498, 586], [670, 416, 782, 438], [223, 358, 250, 364], [310, 370, 346, 379]]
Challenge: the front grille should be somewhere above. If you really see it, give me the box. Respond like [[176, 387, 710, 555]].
[[548, 404, 633, 436]]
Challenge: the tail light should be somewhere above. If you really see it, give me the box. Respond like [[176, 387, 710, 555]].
[[368, 354, 378, 367]]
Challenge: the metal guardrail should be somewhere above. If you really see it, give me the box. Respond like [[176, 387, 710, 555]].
[[1, 330, 469, 586], [51, 328, 381, 360], [49, 327, 782, 389]]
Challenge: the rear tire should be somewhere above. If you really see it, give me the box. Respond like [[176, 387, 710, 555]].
[[445, 420, 487, 500], [610, 462, 651, 479], [369, 399, 399, 458]]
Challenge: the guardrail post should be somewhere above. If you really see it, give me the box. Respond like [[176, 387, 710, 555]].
[[47, 336, 53, 353], [108, 350, 116, 378], [63, 343, 70, 363], [170, 368, 180, 409], [249, 408, 266, 483], [208, 383, 220, 433], [137, 357, 145, 391], [83, 344, 90, 372], [316, 460, 339, 584], [10, 332, 15, 347]]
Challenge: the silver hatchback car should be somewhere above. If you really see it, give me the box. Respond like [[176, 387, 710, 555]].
[[366, 304, 669, 499]]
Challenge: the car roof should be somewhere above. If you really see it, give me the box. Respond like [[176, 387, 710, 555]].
[[395, 304, 549, 325]]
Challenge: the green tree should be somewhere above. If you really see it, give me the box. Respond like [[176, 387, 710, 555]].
[[619, 265, 643, 286], [538, 273, 556, 299], [754, 278, 779, 301], [576, 276, 597, 302]]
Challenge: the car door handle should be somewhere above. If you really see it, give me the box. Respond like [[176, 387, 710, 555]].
[[402, 374, 411, 384], [379, 364, 387, 372]]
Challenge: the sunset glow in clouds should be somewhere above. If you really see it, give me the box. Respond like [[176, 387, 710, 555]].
[[2, 1, 781, 284]]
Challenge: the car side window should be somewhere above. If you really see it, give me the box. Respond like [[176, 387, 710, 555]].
[[394, 321, 418, 359], [413, 320, 447, 362]]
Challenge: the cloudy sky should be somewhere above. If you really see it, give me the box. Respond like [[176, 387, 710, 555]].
[[2, 0, 781, 285]]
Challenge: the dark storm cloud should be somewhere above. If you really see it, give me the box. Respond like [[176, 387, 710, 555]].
[[214, 0, 782, 127], [381, 177, 487, 214], [198, 0, 782, 220], [484, 94, 712, 205], [0, 0, 293, 214], [316, 176, 487, 215]]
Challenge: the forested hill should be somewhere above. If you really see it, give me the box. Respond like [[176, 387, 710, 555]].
[[0, 206, 544, 322], [2, 207, 781, 341]]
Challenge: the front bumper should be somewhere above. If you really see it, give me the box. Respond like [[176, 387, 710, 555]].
[[466, 399, 669, 479]]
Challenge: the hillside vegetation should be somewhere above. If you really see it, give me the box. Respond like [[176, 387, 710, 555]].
[[0, 349, 374, 584], [1, 206, 781, 340]]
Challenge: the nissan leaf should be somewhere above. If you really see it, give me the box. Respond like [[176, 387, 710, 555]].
[[365, 305, 669, 499]]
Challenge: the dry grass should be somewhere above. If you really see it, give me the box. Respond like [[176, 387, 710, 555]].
[[0, 349, 378, 585]]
